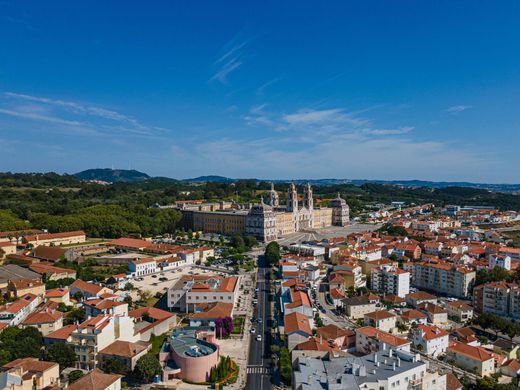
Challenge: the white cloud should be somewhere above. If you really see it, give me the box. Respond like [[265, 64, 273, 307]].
[[446, 105, 473, 113], [364, 126, 414, 135], [0, 92, 167, 137], [210, 34, 250, 84]]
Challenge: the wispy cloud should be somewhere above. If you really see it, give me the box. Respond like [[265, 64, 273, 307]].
[[0, 92, 168, 137], [210, 34, 250, 84], [446, 105, 473, 113], [364, 126, 414, 135], [256, 78, 281, 96]]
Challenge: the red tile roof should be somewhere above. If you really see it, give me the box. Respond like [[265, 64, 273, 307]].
[[44, 324, 77, 340], [70, 279, 104, 295], [357, 326, 410, 347], [284, 312, 312, 336], [364, 310, 396, 321], [415, 324, 449, 340], [24, 231, 85, 242], [448, 341, 494, 362]]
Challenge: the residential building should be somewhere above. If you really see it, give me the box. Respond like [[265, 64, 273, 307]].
[[371, 264, 410, 298], [488, 254, 512, 270], [0, 294, 41, 326], [0, 358, 59, 390], [406, 291, 437, 308], [315, 324, 355, 351], [411, 325, 449, 357], [364, 310, 397, 333], [410, 261, 475, 299], [342, 294, 377, 318], [83, 298, 128, 318], [128, 307, 177, 342], [69, 279, 113, 300], [492, 339, 519, 361], [167, 275, 239, 312], [43, 324, 77, 347], [67, 368, 121, 390], [356, 326, 411, 353], [284, 312, 313, 351], [473, 281, 520, 319], [31, 245, 66, 262], [446, 300, 473, 322], [446, 342, 495, 377], [45, 287, 70, 305], [21, 308, 63, 336], [293, 349, 445, 390], [398, 309, 428, 326], [417, 303, 448, 325], [8, 279, 45, 298], [189, 302, 233, 327], [97, 340, 150, 373]]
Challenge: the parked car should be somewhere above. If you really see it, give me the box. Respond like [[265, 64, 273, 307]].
[[250, 328, 256, 334], [256, 335, 262, 341]]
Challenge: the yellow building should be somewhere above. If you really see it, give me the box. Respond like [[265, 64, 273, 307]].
[[193, 211, 247, 236], [8, 279, 45, 298]]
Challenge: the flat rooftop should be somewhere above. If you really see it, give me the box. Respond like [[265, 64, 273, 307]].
[[165, 327, 217, 358]]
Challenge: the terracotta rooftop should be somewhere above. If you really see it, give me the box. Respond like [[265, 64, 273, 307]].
[[2, 357, 57, 373], [417, 302, 447, 315], [22, 309, 62, 325], [29, 262, 75, 275], [448, 341, 493, 362], [295, 337, 338, 352], [364, 310, 396, 321], [70, 279, 104, 295], [356, 326, 410, 347], [191, 301, 233, 319], [46, 287, 69, 298], [98, 340, 149, 358], [415, 324, 449, 340], [128, 306, 174, 321], [108, 237, 152, 249], [316, 324, 354, 340], [400, 309, 427, 320], [24, 230, 85, 242], [32, 246, 66, 261], [446, 372, 463, 390], [44, 324, 77, 340], [406, 291, 437, 301], [67, 368, 121, 390], [284, 312, 312, 336]]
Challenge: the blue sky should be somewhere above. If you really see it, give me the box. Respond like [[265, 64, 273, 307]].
[[0, 1, 519, 182]]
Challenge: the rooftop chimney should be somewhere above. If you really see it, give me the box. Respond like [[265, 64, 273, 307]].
[[393, 362, 396, 371], [389, 349, 393, 357]]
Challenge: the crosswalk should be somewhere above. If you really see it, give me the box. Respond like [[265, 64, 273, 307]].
[[247, 366, 271, 374]]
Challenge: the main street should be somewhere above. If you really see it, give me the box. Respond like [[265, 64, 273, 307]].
[[245, 254, 272, 390]]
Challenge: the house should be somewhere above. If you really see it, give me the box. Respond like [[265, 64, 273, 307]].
[[500, 359, 520, 377], [45, 287, 70, 305], [446, 342, 495, 377], [342, 294, 379, 319], [29, 262, 77, 280], [446, 372, 463, 390], [8, 279, 45, 298], [0, 358, 59, 390], [399, 309, 428, 326], [446, 300, 473, 322], [293, 337, 342, 362], [128, 307, 177, 342], [43, 324, 77, 346], [21, 308, 63, 336], [83, 298, 128, 318], [0, 242, 16, 259], [417, 303, 448, 324], [329, 288, 346, 308], [411, 324, 449, 357], [355, 326, 411, 354], [67, 368, 122, 390], [315, 324, 355, 351], [406, 291, 437, 308], [394, 242, 422, 260], [363, 310, 397, 333], [69, 279, 113, 300], [452, 327, 479, 346], [108, 237, 153, 251], [284, 312, 312, 351], [493, 339, 519, 360], [97, 340, 150, 373], [189, 302, 233, 327], [382, 294, 406, 307], [0, 294, 41, 326]]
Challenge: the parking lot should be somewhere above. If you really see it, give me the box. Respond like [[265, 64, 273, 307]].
[[128, 265, 195, 298]]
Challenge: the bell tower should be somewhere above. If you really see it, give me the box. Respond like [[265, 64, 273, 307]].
[[286, 183, 298, 212], [303, 183, 313, 211]]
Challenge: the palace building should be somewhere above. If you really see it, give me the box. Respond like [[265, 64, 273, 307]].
[[177, 184, 349, 242]]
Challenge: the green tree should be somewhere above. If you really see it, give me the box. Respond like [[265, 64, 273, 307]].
[[68, 370, 84, 384], [46, 343, 77, 370], [66, 307, 85, 324], [134, 354, 162, 383], [244, 235, 258, 249], [230, 234, 246, 252], [264, 241, 281, 266], [102, 357, 124, 374]]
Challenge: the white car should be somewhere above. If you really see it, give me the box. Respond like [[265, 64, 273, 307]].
[[250, 328, 256, 334], [256, 335, 262, 341]]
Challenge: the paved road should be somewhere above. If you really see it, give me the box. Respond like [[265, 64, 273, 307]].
[[316, 278, 357, 329], [245, 255, 272, 390]]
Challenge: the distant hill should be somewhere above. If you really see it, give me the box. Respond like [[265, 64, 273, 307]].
[[75, 168, 151, 183], [183, 175, 234, 183]]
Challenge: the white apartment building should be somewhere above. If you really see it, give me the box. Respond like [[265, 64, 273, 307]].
[[128, 258, 157, 276], [488, 254, 512, 270], [371, 265, 410, 298], [410, 261, 475, 298], [411, 325, 449, 357], [71, 315, 137, 370], [167, 275, 239, 312]]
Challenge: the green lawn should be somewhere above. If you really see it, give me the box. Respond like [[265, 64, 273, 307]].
[[149, 332, 169, 356], [232, 316, 245, 334]]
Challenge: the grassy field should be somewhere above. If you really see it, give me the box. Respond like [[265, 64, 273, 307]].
[[232, 316, 245, 334]]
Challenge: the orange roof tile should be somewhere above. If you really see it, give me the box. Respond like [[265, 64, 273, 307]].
[[284, 312, 312, 336]]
